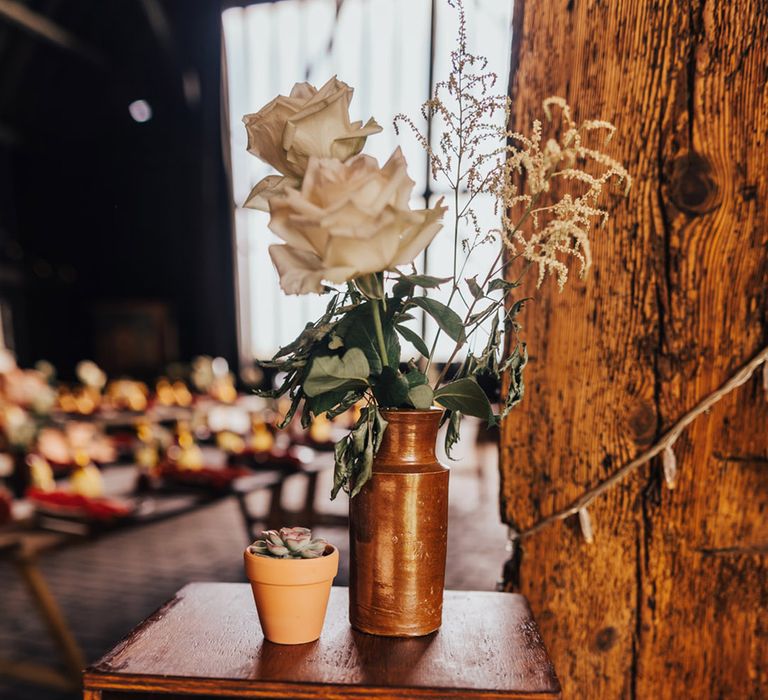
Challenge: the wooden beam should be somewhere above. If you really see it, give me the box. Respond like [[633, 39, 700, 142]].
[[0, 0, 104, 66], [500, 0, 768, 698]]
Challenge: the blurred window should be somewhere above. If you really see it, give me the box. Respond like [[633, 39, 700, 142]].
[[222, 0, 512, 362]]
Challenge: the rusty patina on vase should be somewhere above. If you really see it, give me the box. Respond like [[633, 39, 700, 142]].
[[349, 408, 448, 636]]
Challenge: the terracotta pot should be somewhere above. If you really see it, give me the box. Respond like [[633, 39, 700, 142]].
[[349, 408, 449, 636], [244, 545, 339, 644]]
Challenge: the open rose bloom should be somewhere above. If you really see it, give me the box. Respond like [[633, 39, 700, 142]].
[[269, 149, 446, 295], [243, 77, 382, 212], [243, 78, 444, 293]]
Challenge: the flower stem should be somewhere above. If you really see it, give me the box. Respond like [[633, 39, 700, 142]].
[[371, 299, 389, 368]]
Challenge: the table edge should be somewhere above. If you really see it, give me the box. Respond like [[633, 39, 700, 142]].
[[83, 671, 562, 699]]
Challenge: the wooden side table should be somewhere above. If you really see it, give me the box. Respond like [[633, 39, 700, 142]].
[[84, 583, 561, 699]]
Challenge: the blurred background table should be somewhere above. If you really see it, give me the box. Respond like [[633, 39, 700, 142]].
[[83, 583, 561, 700]]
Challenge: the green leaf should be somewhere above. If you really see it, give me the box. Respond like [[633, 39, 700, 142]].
[[276, 389, 302, 429], [465, 276, 484, 301], [337, 302, 400, 375], [404, 368, 429, 387], [488, 278, 520, 293], [371, 408, 389, 452], [393, 274, 451, 298], [373, 366, 410, 408], [410, 297, 466, 344], [395, 324, 431, 359], [407, 383, 434, 409], [330, 407, 389, 499], [434, 377, 495, 425], [307, 388, 352, 416], [468, 302, 498, 325], [331, 437, 351, 500], [475, 313, 501, 376], [325, 390, 365, 419], [444, 410, 462, 458], [500, 342, 528, 419], [303, 348, 370, 397]]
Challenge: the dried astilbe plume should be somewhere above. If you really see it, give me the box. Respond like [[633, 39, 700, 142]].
[[395, 0, 631, 296], [502, 97, 631, 289], [393, 0, 631, 419]]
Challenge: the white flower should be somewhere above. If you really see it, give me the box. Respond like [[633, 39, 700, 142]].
[[76, 360, 107, 390], [0, 349, 17, 374], [3, 369, 55, 414], [243, 76, 381, 210], [267, 148, 446, 295]]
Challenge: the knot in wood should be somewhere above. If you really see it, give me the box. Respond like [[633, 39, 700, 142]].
[[668, 151, 721, 216]]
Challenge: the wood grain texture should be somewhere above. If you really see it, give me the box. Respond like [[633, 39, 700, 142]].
[[500, 0, 768, 698], [84, 583, 560, 699]]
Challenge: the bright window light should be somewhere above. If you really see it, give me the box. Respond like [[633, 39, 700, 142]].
[[222, 0, 512, 363]]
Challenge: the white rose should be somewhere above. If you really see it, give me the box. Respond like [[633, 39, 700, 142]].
[[243, 77, 381, 210], [267, 148, 446, 295]]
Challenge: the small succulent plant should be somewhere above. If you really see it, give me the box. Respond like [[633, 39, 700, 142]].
[[248, 527, 329, 559]]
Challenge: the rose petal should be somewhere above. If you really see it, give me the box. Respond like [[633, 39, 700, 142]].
[[243, 99, 302, 177], [392, 199, 448, 266], [283, 80, 381, 172], [269, 244, 356, 295], [323, 224, 401, 274], [244, 175, 300, 212]]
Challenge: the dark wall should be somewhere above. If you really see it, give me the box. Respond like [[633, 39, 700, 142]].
[[0, 0, 237, 379]]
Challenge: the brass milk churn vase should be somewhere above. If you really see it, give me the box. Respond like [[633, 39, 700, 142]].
[[349, 408, 449, 636]]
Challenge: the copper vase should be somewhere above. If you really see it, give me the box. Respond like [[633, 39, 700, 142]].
[[349, 408, 449, 636]]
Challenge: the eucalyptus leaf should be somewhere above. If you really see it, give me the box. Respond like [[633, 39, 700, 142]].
[[465, 275, 485, 300], [404, 368, 429, 387], [444, 410, 462, 458], [325, 390, 365, 419], [407, 383, 434, 410], [303, 348, 370, 397], [331, 437, 351, 499], [338, 303, 400, 374], [308, 388, 353, 416], [468, 302, 499, 325], [371, 408, 389, 452], [276, 389, 302, 429], [501, 342, 528, 419], [488, 278, 521, 293], [330, 407, 389, 499], [373, 366, 410, 407], [395, 324, 431, 359], [393, 274, 452, 298], [350, 431, 374, 498], [475, 313, 501, 375], [410, 297, 466, 344], [400, 274, 452, 288], [434, 377, 495, 425]]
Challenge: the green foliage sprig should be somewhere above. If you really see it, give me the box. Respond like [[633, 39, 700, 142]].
[[259, 268, 514, 497]]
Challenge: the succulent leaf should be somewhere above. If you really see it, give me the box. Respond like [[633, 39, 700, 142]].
[[248, 527, 329, 559]]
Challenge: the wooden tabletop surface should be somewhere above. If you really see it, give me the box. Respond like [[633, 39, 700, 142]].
[[84, 582, 560, 699]]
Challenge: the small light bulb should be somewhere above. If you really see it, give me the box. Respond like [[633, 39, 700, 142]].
[[128, 100, 153, 123]]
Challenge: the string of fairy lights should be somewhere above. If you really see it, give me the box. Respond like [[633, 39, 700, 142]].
[[504, 343, 768, 550]]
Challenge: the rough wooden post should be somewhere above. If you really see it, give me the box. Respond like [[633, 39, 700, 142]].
[[500, 1, 768, 697]]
